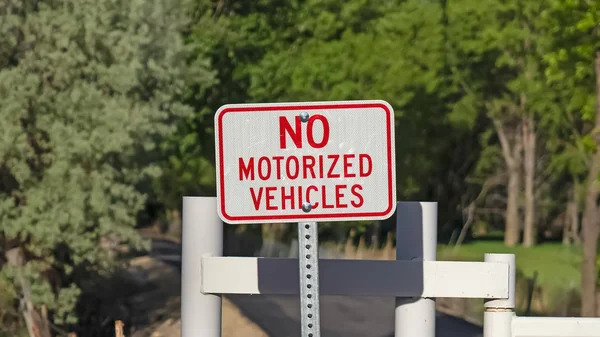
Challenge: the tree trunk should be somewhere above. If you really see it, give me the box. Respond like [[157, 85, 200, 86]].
[[563, 207, 570, 245], [564, 184, 580, 246], [523, 117, 536, 247], [580, 50, 600, 317], [505, 164, 521, 247], [167, 209, 182, 239], [455, 201, 476, 252], [581, 157, 600, 316], [5, 247, 52, 337], [495, 120, 523, 247], [571, 184, 581, 244], [371, 221, 381, 250]]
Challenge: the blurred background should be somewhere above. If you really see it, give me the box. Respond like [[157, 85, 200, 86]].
[[1, 0, 599, 336]]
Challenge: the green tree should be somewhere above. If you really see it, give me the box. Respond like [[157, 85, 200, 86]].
[[0, 0, 192, 334], [543, 0, 600, 317], [155, 0, 296, 222], [151, 1, 219, 235], [245, 0, 458, 202], [157, 0, 275, 240], [244, 0, 461, 239], [446, 0, 556, 247], [182, 0, 489, 242]]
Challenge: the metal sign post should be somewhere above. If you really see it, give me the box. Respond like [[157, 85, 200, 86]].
[[298, 219, 321, 337]]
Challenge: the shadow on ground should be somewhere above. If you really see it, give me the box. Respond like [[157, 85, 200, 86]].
[[230, 295, 483, 337]]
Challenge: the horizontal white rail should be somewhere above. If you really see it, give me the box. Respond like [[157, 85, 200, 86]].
[[512, 316, 600, 337], [201, 257, 509, 298]]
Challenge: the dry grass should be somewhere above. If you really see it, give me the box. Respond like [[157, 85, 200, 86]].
[[127, 297, 268, 337], [342, 230, 396, 260]]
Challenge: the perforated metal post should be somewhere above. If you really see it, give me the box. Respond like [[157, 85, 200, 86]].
[[298, 222, 321, 337], [395, 202, 437, 337], [182, 197, 222, 337]]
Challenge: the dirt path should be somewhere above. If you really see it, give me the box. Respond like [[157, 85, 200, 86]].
[[139, 297, 268, 337], [125, 256, 267, 337]]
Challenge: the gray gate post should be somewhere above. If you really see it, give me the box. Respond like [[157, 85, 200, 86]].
[[395, 202, 437, 337], [182, 196, 223, 337]]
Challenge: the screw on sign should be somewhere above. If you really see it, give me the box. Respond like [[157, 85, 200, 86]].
[[214, 100, 397, 337]]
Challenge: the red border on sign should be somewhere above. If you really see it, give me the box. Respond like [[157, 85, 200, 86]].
[[217, 102, 394, 222]]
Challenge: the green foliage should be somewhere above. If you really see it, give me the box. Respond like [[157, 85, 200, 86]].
[[2, 0, 600, 330], [540, 0, 600, 201], [0, 0, 191, 327], [245, 0, 456, 201], [441, 0, 595, 237], [440, 241, 581, 291], [446, 0, 555, 129]]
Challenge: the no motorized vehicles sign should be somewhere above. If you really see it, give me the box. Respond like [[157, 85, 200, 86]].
[[214, 100, 396, 224]]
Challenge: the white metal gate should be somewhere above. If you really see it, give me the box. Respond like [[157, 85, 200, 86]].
[[181, 196, 600, 337]]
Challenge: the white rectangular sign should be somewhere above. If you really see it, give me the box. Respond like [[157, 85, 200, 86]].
[[214, 100, 396, 224]]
